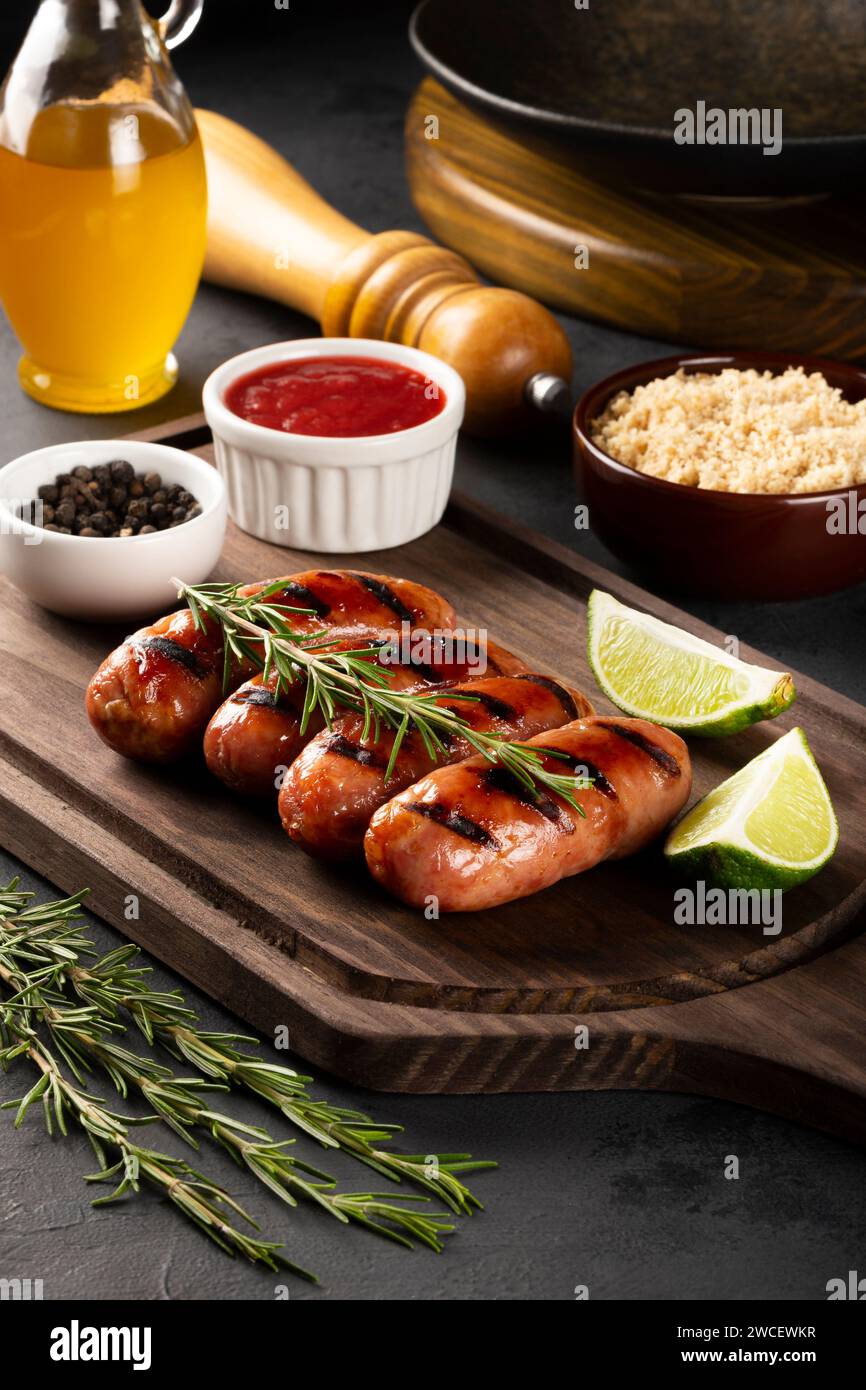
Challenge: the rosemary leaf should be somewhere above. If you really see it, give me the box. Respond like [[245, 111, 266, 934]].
[[0, 884, 496, 1272], [172, 579, 592, 810]]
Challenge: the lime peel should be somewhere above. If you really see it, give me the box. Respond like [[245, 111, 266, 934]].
[[587, 590, 796, 736], [664, 727, 839, 892]]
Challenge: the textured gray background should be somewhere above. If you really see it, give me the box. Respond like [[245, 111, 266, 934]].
[[0, 1, 864, 1301]]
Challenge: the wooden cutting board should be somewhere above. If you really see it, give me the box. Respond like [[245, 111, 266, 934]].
[[1, 415, 865, 1143], [405, 78, 866, 359]]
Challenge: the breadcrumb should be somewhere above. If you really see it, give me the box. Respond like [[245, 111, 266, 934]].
[[590, 367, 866, 494]]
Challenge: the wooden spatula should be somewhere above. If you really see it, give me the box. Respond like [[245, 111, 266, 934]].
[[195, 109, 572, 437]]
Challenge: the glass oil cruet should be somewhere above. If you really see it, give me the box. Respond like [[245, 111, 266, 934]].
[[0, 1, 207, 413]]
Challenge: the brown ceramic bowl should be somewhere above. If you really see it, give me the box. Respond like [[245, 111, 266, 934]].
[[573, 352, 866, 601]]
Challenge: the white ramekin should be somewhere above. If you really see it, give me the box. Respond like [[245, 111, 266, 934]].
[[0, 440, 227, 622], [202, 338, 465, 553]]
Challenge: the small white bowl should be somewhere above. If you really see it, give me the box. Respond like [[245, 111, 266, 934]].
[[0, 440, 227, 622], [202, 337, 465, 552]]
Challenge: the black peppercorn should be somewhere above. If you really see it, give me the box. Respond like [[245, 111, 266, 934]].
[[21, 459, 201, 539]]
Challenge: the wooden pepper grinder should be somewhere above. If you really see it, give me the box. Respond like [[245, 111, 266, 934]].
[[195, 109, 572, 437]]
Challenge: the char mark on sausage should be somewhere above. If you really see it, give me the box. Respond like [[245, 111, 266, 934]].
[[351, 574, 416, 623], [482, 765, 573, 828], [442, 689, 517, 721], [405, 801, 500, 848], [513, 673, 579, 720], [398, 635, 449, 682], [232, 687, 278, 709], [526, 747, 616, 799], [137, 636, 209, 678], [573, 758, 617, 799], [325, 733, 387, 768], [595, 720, 682, 777], [273, 581, 332, 619]]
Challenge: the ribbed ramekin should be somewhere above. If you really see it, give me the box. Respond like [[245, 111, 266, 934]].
[[202, 338, 465, 553]]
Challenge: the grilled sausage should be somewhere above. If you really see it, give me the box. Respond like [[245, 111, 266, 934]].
[[205, 634, 530, 797], [364, 717, 692, 911], [280, 674, 593, 859], [371, 632, 529, 685], [85, 570, 456, 763]]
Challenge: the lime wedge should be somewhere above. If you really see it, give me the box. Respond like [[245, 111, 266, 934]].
[[587, 590, 796, 735], [665, 727, 838, 891]]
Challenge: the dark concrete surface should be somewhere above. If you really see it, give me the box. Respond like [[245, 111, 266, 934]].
[[0, 1, 864, 1301]]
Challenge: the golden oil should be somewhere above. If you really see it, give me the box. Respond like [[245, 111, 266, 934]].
[[0, 103, 207, 412]]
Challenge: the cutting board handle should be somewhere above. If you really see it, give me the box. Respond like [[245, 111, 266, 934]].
[[194, 108, 572, 435]]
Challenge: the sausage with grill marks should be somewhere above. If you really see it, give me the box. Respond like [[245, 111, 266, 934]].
[[364, 717, 691, 911], [85, 570, 456, 764], [279, 673, 593, 859], [205, 634, 529, 797]]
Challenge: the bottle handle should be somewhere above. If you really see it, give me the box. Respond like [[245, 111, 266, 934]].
[[158, 0, 205, 50]]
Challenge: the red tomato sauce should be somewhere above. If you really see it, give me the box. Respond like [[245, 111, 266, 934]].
[[224, 355, 446, 437]]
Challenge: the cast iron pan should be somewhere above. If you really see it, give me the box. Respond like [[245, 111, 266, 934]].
[[410, 0, 866, 197]]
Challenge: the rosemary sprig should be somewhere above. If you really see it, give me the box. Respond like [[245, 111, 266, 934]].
[[174, 578, 590, 812], [0, 952, 455, 1253], [77, 950, 490, 1214], [0, 1008, 307, 1276], [0, 883, 495, 1258], [0, 912, 458, 1253], [110, 993, 488, 1215], [0, 887, 492, 1214]]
